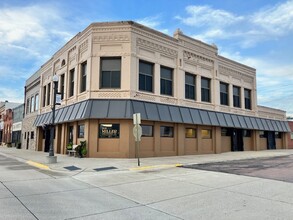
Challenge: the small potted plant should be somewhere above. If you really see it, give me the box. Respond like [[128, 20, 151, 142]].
[[66, 142, 73, 151], [77, 141, 87, 158]]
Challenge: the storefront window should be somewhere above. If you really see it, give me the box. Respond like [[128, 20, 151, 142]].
[[78, 124, 85, 138], [185, 128, 196, 138], [275, 132, 282, 139], [141, 125, 153, 137], [221, 128, 229, 136], [202, 129, 212, 139], [259, 131, 265, 138], [243, 130, 251, 137], [99, 124, 120, 138], [160, 126, 173, 137]]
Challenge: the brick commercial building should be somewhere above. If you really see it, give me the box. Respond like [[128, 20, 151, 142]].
[[22, 70, 40, 150], [31, 21, 290, 158], [0, 101, 22, 145]]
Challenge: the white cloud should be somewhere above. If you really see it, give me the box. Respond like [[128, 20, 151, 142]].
[[251, 0, 293, 35], [176, 5, 243, 28], [220, 49, 293, 113], [0, 87, 24, 103], [135, 15, 169, 35], [176, 1, 293, 47]]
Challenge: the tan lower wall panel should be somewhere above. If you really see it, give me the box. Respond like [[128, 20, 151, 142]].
[[259, 138, 267, 150], [198, 139, 213, 153], [98, 139, 120, 152], [244, 137, 252, 151], [160, 138, 175, 152], [140, 138, 154, 152], [221, 136, 231, 152], [184, 138, 197, 153], [276, 139, 282, 149]]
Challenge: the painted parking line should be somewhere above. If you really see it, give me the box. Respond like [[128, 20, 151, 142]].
[[130, 163, 182, 171], [27, 160, 50, 170]]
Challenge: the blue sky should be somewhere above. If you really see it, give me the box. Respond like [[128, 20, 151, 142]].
[[0, 0, 292, 116]]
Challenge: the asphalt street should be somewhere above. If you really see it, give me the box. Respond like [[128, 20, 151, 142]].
[[1, 150, 293, 219]]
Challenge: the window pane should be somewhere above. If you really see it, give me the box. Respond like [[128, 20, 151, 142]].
[[141, 125, 153, 137], [201, 129, 212, 139], [99, 124, 120, 138], [201, 78, 210, 102], [185, 74, 195, 85], [35, 94, 39, 110], [160, 126, 173, 137], [145, 75, 153, 92], [243, 130, 251, 137], [186, 128, 196, 138], [139, 61, 153, 76], [139, 74, 145, 91], [78, 124, 85, 138], [233, 86, 240, 107], [101, 71, 111, 88], [111, 71, 121, 88], [161, 67, 172, 79], [221, 128, 229, 136], [102, 58, 121, 70]]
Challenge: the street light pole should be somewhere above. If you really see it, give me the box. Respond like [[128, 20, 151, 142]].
[[47, 74, 59, 163]]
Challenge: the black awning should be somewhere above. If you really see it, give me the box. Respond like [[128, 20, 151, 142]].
[[33, 99, 291, 132]]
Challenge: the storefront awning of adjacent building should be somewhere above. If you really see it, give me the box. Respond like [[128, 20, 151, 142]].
[[33, 99, 291, 132]]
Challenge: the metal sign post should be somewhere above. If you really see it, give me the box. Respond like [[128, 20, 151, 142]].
[[133, 113, 142, 166]]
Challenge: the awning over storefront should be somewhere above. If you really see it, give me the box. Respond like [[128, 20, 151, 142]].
[[33, 99, 291, 132]]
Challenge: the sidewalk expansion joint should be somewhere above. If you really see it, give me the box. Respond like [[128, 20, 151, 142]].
[[27, 160, 50, 170], [129, 163, 182, 171]]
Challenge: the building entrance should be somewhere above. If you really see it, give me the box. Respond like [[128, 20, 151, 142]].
[[267, 131, 276, 150], [231, 128, 244, 151], [44, 128, 51, 152]]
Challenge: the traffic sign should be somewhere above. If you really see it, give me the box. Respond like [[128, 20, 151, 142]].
[[133, 124, 142, 141]]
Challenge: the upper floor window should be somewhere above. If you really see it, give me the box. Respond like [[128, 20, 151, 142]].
[[220, 82, 229, 105], [244, 89, 251, 110], [80, 62, 87, 93], [201, 77, 210, 102], [47, 83, 51, 106], [233, 86, 240, 108], [185, 73, 196, 100], [160, 66, 173, 96], [35, 94, 39, 111], [60, 74, 65, 100], [100, 57, 121, 89], [139, 60, 153, 92], [42, 86, 46, 107], [30, 96, 34, 113], [69, 68, 75, 97], [26, 98, 30, 114]]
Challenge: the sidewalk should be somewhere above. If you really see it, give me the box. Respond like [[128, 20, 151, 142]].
[[1, 146, 293, 172]]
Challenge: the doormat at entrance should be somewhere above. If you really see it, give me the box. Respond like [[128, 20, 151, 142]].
[[93, 166, 117, 172], [64, 165, 81, 171]]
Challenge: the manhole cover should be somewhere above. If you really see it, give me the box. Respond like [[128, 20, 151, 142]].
[[64, 166, 81, 171], [93, 166, 117, 172]]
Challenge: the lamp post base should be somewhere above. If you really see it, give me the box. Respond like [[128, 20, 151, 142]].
[[46, 156, 57, 164]]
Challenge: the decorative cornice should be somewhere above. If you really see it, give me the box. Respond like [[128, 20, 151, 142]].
[[183, 50, 214, 67], [93, 34, 129, 42], [219, 65, 254, 83], [137, 38, 177, 57], [79, 39, 88, 52], [183, 41, 215, 57]]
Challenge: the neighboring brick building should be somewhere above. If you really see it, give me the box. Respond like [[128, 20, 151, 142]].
[[31, 21, 290, 158], [0, 101, 22, 145], [11, 104, 24, 147], [22, 70, 40, 150]]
